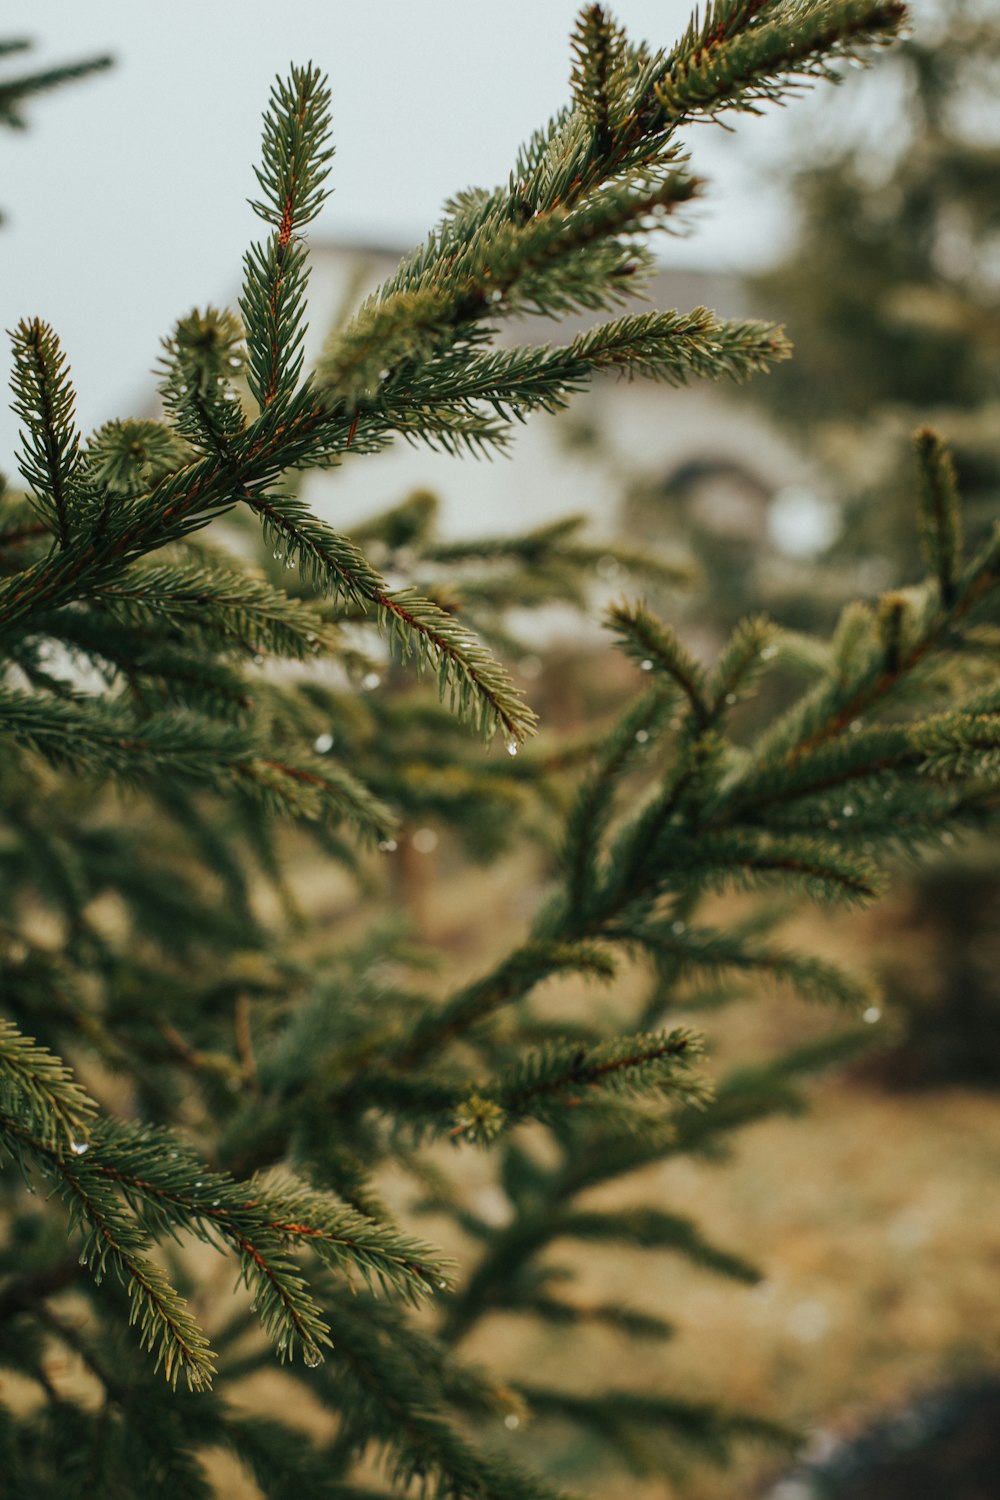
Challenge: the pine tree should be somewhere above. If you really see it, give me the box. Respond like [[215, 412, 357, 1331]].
[[2, 5, 997, 1498]]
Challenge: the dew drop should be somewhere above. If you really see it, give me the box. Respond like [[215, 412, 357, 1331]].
[[842, 804, 855, 817], [212, 1199, 220, 1208], [725, 692, 737, 705], [862, 1006, 882, 1025], [303, 1346, 324, 1369], [195, 1180, 203, 1188], [313, 732, 334, 754], [850, 719, 863, 734], [437, 1279, 448, 1290], [78, 1253, 88, 1267], [640, 658, 654, 672], [634, 729, 649, 744], [412, 827, 439, 855], [362, 671, 381, 691], [671, 919, 685, 935], [504, 1413, 520, 1430], [378, 838, 398, 853], [760, 644, 779, 660], [506, 740, 519, 758], [69, 1139, 89, 1156]]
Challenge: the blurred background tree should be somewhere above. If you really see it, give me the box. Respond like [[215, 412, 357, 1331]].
[[746, 0, 1000, 1091], [750, 0, 1000, 573]]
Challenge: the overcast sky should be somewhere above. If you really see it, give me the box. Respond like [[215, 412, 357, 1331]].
[[0, 0, 892, 469]]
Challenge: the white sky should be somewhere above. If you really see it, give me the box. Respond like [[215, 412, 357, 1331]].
[[0, 0, 900, 470]]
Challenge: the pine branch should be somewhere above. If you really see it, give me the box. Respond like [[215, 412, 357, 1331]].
[[0, 1110, 216, 1391], [614, 920, 879, 1010], [607, 599, 711, 724], [361, 309, 789, 459], [722, 705, 1000, 825], [425, 515, 693, 593], [517, 1385, 795, 1471], [394, 940, 617, 1067], [318, 172, 699, 408], [441, 1194, 758, 1344], [571, 6, 629, 153], [339, 536, 981, 1088], [915, 424, 963, 606], [555, 1205, 760, 1282], [84, 418, 188, 498], [450, 1028, 709, 1142], [734, 510, 1000, 774], [504, 1291, 673, 1341], [562, 689, 678, 914], [91, 554, 336, 661], [0, 687, 396, 836], [652, 0, 907, 123], [158, 307, 247, 458], [242, 63, 333, 412], [248, 492, 537, 745], [664, 827, 884, 904], [707, 613, 781, 715], [3, 1113, 449, 1379], [10, 319, 84, 542], [249, 63, 333, 239], [308, 1290, 574, 1500], [0, 51, 112, 132], [670, 1031, 880, 1161], [0, 1018, 97, 1148]]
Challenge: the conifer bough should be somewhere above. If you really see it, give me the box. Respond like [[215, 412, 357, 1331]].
[[4, 4, 997, 1499]]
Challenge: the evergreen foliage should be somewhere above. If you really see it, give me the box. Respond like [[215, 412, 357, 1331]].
[[2, 4, 996, 1496]]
